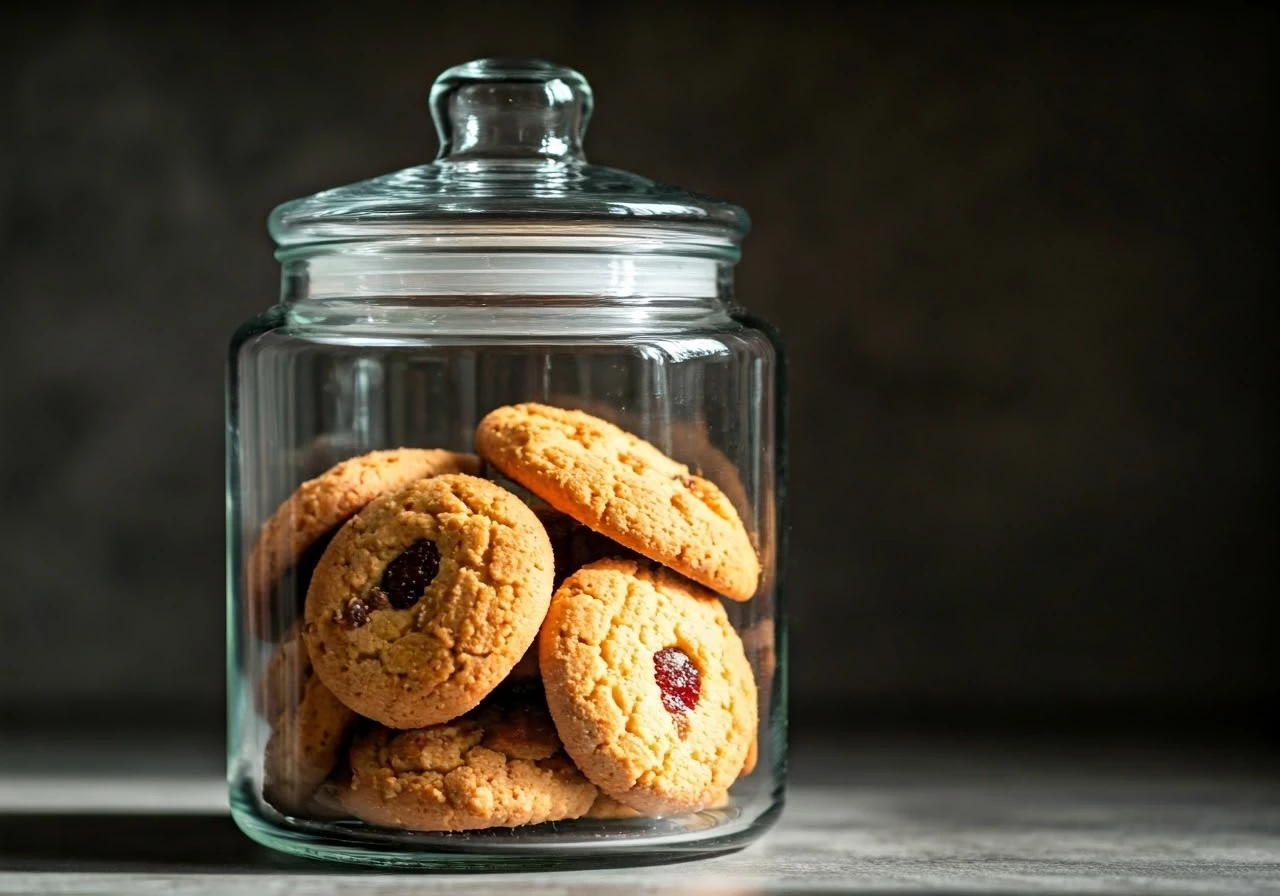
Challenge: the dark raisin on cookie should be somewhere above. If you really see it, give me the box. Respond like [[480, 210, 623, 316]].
[[380, 539, 441, 609]]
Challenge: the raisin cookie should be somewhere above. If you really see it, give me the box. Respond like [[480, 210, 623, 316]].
[[475, 404, 760, 601], [341, 697, 597, 831], [304, 474, 554, 729], [263, 673, 357, 816], [539, 559, 757, 815], [247, 448, 480, 638]]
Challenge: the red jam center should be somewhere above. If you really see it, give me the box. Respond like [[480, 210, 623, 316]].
[[654, 647, 701, 715]]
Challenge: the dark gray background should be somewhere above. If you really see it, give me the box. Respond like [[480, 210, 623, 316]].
[[1, 2, 1273, 738]]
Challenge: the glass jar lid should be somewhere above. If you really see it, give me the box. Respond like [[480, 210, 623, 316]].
[[269, 59, 750, 261]]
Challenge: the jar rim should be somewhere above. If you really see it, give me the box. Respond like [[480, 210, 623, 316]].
[[287, 251, 722, 300], [273, 219, 742, 264]]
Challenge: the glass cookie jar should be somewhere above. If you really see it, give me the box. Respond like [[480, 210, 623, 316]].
[[226, 58, 786, 868]]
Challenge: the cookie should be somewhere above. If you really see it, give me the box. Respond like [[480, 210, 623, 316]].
[[741, 733, 759, 777], [584, 790, 730, 820], [341, 697, 598, 831], [584, 793, 643, 819], [739, 616, 776, 774], [257, 622, 311, 723], [475, 404, 760, 601], [263, 673, 357, 816], [539, 559, 757, 815], [247, 448, 480, 637], [304, 473, 555, 729], [542, 396, 756, 529], [307, 778, 354, 821], [548, 396, 781, 607]]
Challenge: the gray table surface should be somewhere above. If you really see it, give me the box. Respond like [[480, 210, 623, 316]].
[[0, 734, 1277, 895]]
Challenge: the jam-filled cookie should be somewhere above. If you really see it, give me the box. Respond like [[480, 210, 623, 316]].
[[539, 559, 757, 815], [475, 404, 760, 601], [304, 474, 554, 729], [247, 448, 480, 638], [341, 695, 597, 831]]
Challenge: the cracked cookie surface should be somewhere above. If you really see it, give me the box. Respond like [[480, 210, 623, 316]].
[[475, 404, 760, 601], [248, 448, 480, 638], [538, 558, 757, 815], [304, 474, 554, 729], [341, 696, 597, 831]]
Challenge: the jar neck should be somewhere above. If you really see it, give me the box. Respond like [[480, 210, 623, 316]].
[[280, 252, 728, 304]]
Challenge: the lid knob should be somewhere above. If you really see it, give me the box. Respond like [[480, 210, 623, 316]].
[[430, 58, 593, 164]]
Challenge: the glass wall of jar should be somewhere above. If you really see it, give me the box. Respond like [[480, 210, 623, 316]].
[[226, 59, 786, 867]]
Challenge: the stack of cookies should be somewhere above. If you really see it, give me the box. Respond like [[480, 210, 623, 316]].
[[250, 403, 762, 831]]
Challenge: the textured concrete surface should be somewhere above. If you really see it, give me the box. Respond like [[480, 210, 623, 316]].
[[0, 4, 1274, 726]]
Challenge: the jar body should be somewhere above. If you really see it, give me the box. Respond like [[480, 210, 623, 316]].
[[226, 262, 786, 866]]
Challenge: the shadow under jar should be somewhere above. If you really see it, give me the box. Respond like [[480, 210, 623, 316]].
[[226, 58, 787, 869]]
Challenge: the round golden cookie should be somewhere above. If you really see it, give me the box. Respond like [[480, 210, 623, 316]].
[[539, 559, 758, 815], [303, 473, 554, 729], [475, 404, 760, 601], [263, 673, 357, 816], [341, 697, 598, 831], [247, 448, 481, 637]]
